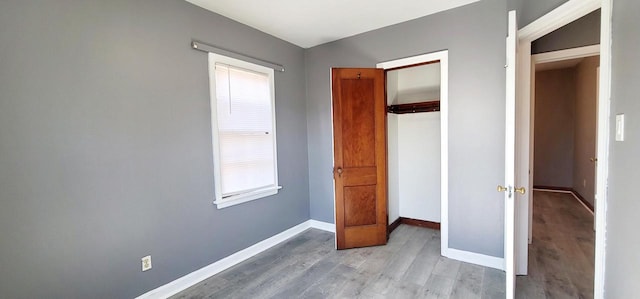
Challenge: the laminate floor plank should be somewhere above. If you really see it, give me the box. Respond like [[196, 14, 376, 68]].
[[268, 258, 339, 299], [200, 231, 332, 299], [432, 257, 462, 280], [422, 274, 455, 299], [229, 234, 335, 299], [481, 268, 505, 299], [299, 264, 357, 299], [403, 234, 440, 285], [450, 263, 484, 299]]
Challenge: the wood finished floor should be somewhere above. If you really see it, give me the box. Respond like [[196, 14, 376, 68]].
[[172, 225, 505, 299], [516, 190, 595, 299]]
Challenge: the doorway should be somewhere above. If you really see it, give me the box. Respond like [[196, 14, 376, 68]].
[[531, 46, 600, 210], [330, 51, 450, 254], [512, 0, 611, 298], [377, 51, 450, 257], [518, 46, 600, 298], [386, 61, 442, 232]]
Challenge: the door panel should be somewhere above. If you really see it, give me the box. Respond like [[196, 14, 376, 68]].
[[332, 68, 387, 250], [504, 10, 519, 299], [341, 79, 376, 167], [342, 167, 377, 186], [344, 186, 377, 226]]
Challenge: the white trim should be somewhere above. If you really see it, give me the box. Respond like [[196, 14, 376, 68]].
[[532, 188, 595, 215], [213, 186, 282, 209], [505, 11, 518, 299], [594, 1, 611, 297], [136, 220, 332, 299], [309, 220, 336, 232], [443, 248, 504, 271], [515, 39, 532, 275], [376, 52, 445, 69], [208, 53, 280, 209], [376, 50, 449, 259], [515, 1, 610, 298], [519, 0, 600, 42], [329, 67, 338, 249], [532, 188, 573, 194], [532, 44, 600, 64]]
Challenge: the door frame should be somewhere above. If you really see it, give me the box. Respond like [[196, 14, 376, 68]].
[[375, 50, 450, 257], [515, 0, 611, 298]]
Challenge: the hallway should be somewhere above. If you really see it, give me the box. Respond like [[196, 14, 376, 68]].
[[516, 191, 595, 298]]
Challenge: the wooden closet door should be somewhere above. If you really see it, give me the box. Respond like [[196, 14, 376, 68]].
[[332, 68, 387, 249]]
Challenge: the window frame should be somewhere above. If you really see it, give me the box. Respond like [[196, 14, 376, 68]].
[[208, 53, 281, 209]]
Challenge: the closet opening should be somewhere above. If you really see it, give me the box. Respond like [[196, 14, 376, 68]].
[[386, 60, 442, 233]]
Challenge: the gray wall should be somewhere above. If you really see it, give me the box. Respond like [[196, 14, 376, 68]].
[[605, 0, 640, 296], [306, 0, 507, 257], [0, 1, 309, 298], [534, 68, 576, 188], [573, 56, 599, 206], [532, 9, 601, 54], [508, 0, 569, 28]]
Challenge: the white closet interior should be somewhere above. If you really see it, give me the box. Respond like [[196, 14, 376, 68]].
[[387, 62, 442, 224]]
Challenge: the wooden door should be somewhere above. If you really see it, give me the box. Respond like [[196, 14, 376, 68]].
[[332, 68, 387, 249]]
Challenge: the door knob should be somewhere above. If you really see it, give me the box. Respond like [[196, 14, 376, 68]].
[[515, 187, 526, 195], [497, 185, 508, 192], [590, 157, 598, 162], [336, 167, 343, 177]]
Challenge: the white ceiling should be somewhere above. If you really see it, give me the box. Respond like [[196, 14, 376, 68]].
[[186, 0, 479, 48]]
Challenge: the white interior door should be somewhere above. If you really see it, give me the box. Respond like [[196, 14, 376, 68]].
[[503, 10, 519, 299]]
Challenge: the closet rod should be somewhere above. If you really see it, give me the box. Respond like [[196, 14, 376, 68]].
[[387, 100, 440, 114]]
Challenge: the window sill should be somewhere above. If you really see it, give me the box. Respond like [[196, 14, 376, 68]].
[[214, 186, 282, 209]]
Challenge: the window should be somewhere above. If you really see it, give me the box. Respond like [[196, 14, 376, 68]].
[[208, 53, 280, 209]]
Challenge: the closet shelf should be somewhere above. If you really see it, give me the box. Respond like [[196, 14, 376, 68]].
[[387, 100, 440, 114]]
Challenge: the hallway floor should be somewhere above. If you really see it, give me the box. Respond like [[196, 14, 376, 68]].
[[516, 190, 595, 299]]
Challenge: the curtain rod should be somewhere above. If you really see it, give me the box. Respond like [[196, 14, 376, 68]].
[[191, 40, 285, 72]]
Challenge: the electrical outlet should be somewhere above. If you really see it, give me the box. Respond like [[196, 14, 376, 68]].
[[141, 255, 152, 272], [583, 179, 586, 187]]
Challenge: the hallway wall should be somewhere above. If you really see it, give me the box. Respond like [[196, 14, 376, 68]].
[[573, 56, 599, 206], [534, 68, 576, 188], [532, 9, 601, 54]]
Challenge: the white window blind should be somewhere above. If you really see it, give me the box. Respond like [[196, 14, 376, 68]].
[[208, 53, 280, 208]]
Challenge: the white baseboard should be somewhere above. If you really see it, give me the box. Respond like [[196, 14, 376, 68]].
[[136, 219, 334, 299], [309, 219, 335, 232], [444, 248, 505, 271], [532, 188, 573, 194]]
